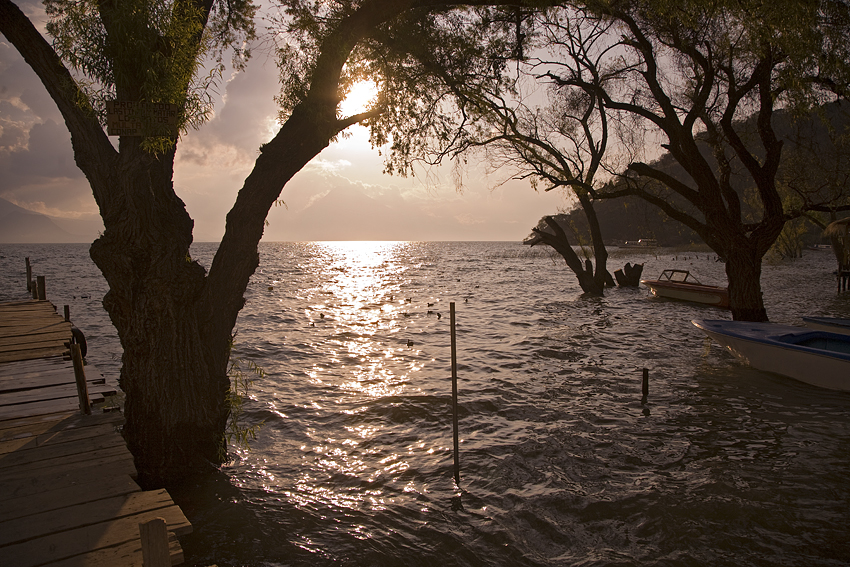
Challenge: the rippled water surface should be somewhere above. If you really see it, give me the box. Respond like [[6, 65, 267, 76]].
[[2, 242, 850, 567]]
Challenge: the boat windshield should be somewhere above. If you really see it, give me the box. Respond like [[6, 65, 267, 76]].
[[658, 270, 701, 284]]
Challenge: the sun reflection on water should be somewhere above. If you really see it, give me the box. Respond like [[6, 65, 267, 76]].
[[284, 241, 436, 515]]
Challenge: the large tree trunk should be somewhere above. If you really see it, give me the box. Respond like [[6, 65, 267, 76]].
[[723, 242, 769, 322], [86, 142, 231, 486]]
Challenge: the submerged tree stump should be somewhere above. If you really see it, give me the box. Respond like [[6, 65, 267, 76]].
[[614, 262, 644, 287]]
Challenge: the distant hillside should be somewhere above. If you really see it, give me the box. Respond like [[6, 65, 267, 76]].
[[555, 102, 850, 247], [0, 198, 102, 243]]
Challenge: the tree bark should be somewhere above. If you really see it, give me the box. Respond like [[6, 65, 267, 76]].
[[724, 245, 768, 322]]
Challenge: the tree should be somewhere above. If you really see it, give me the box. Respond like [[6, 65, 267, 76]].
[[563, 0, 850, 320], [384, 0, 850, 319], [0, 0, 547, 486]]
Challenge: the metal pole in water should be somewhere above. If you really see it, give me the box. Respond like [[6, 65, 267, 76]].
[[450, 302, 460, 488]]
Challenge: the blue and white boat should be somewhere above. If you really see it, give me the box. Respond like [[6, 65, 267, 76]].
[[692, 319, 850, 391], [802, 316, 850, 336]]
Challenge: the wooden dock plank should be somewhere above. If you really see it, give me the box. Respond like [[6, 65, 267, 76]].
[[0, 422, 120, 455], [0, 409, 123, 441], [0, 396, 112, 421], [0, 298, 191, 566], [0, 457, 138, 500], [0, 444, 135, 482], [0, 382, 116, 406], [45, 531, 185, 567], [0, 429, 127, 470], [0, 356, 68, 378], [0, 474, 140, 522], [0, 504, 192, 567], [0, 345, 69, 364], [0, 489, 180, 546]]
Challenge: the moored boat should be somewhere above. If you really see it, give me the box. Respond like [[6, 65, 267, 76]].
[[620, 238, 657, 249], [641, 269, 729, 308], [802, 316, 850, 336], [692, 319, 850, 391]]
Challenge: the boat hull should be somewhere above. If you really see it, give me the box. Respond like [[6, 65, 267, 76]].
[[693, 319, 850, 391], [802, 316, 850, 336], [642, 280, 730, 308]]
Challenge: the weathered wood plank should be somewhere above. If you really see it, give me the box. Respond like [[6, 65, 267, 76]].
[[0, 505, 192, 567], [0, 325, 68, 339], [0, 489, 179, 547], [0, 381, 115, 406], [0, 457, 137, 500], [0, 345, 69, 364], [0, 299, 190, 566], [0, 474, 140, 521], [0, 422, 120, 455], [45, 530, 184, 567], [0, 429, 127, 470], [0, 374, 107, 397], [0, 410, 123, 440], [0, 444, 134, 485], [0, 397, 81, 421]]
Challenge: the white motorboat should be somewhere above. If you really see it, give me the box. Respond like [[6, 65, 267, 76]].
[[802, 317, 850, 336], [642, 269, 730, 308], [692, 319, 850, 391]]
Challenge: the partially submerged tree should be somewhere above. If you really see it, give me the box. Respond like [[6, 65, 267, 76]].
[[0, 0, 548, 486], [566, 0, 850, 320], [385, 0, 850, 318]]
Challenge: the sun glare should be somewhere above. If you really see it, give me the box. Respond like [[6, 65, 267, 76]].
[[339, 80, 379, 117]]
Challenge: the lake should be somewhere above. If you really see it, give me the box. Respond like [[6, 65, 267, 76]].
[[2, 241, 849, 566]]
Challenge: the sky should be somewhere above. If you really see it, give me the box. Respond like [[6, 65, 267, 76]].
[[0, 3, 569, 242]]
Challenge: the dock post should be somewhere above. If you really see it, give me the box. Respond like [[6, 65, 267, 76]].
[[36, 275, 46, 301], [139, 517, 171, 567], [450, 302, 460, 489], [70, 343, 92, 414], [642, 368, 649, 403], [64, 305, 70, 322], [25, 257, 32, 292]]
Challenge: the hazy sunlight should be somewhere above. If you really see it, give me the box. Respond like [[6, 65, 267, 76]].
[[339, 80, 379, 117]]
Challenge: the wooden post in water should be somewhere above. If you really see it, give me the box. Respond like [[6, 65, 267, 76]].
[[64, 305, 70, 322], [139, 517, 171, 567], [450, 302, 460, 488], [36, 275, 46, 301], [25, 257, 32, 292], [641, 368, 649, 403], [70, 343, 91, 415]]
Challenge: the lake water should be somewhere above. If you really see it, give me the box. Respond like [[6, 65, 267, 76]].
[[2, 242, 850, 567]]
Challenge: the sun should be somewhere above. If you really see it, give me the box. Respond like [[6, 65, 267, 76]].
[[339, 80, 379, 117]]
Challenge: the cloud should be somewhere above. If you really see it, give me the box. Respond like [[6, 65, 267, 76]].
[[1, 15, 568, 242], [177, 55, 281, 167]]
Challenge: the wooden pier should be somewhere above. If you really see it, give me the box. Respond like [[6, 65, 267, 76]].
[[0, 299, 192, 566]]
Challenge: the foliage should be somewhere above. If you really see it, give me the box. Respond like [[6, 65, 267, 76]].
[[223, 349, 265, 460], [44, 0, 256, 147]]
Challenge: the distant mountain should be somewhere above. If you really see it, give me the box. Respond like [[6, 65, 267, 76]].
[[0, 198, 101, 243]]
